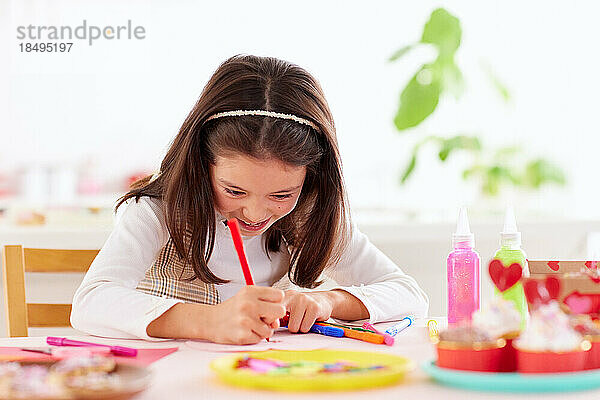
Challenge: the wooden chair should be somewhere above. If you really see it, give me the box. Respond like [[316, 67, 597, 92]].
[[2, 245, 99, 337]]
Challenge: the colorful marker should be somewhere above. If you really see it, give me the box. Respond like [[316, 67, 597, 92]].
[[316, 322, 385, 344], [384, 316, 413, 337], [280, 316, 385, 344], [309, 324, 345, 337], [362, 322, 394, 346], [279, 315, 345, 338], [322, 321, 376, 333], [46, 337, 137, 357]]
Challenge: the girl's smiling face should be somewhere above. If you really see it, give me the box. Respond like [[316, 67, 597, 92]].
[[210, 153, 307, 236]]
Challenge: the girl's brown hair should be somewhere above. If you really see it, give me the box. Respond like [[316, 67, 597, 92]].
[[117, 55, 351, 288]]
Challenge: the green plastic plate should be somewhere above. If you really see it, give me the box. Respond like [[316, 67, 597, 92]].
[[422, 361, 600, 393]]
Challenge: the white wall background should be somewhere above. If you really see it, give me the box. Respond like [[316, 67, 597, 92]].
[[1, 1, 600, 334], [3, 0, 600, 216]]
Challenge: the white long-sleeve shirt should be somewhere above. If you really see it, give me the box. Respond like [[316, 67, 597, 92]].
[[71, 197, 429, 340]]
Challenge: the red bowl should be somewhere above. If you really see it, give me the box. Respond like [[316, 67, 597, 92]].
[[516, 341, 591, 373], [585, 336, 600, 370], [435, 338, 507, 372]]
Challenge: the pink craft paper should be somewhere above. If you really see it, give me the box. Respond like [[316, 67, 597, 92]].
[[0, 347, 51, 361], [114, 348, 178, 366], [0, 347, 177, 366], [115, 347, 178, 366]]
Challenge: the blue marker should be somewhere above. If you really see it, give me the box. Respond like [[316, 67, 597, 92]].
[[309, 324, 344, 337], [384, 316, 413, 336]]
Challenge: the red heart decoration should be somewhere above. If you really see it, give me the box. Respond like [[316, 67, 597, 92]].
[[585, 261, 598, 270], [588, 275, 600, 284], [489, 260, 523, 292], [547, 261, 560, 271], [524, 280, 542, 305], [545, 276, 560, 299], [563, 292, 593, 314], [524, 276, 561, 308]]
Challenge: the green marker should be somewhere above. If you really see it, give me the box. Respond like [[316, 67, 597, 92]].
[[493, 207, 529, 329]]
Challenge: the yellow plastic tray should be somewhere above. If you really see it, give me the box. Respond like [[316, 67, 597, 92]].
[[210, 349, 414, 391]]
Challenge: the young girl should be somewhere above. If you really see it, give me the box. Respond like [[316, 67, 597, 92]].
[[71, 55, 428, 344]]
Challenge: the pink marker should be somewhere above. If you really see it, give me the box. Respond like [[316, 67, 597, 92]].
[[361, 322, 394, 346], [46, 337, 137, 357]]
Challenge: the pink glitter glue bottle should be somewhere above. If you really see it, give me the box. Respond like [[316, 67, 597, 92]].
[[447, 207, 480, 325]]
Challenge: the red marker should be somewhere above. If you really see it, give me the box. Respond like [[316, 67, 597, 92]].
[[227, 218, 270, 341], [227, 219, 254, 285]]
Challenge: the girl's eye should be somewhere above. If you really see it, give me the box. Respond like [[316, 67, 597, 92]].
[[225, 188, 245, 196], [272, 194, 293, 200]]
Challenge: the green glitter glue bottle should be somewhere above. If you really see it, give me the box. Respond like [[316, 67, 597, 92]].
[[493, 207, 529, 329]]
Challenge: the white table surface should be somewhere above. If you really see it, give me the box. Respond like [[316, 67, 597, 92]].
[[2, 321, 600, 400]]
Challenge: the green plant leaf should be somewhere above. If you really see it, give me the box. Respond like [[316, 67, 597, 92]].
[[481, 165, 517, 196], [438, 135, 481, 161], [462, 164, 485, 180], [394, 65, 441, 130], [482, 175, 500, 196], [390, 7, 568, 198], [492, 145, 521, 161], [440, 61, 464, 99], [491, 75, 510, 102], [399, 136, 439, 184], [463, 163, 520, 196], [400, 154, 417, 184], [522, 159, 566, 188], [481, 60, 511, 102], [491, 165, 519, 184], [389, 45, 415, 62], [421, 8, 461, 58]]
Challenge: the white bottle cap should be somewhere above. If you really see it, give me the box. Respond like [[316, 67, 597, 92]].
[[452, 206, 474, 247], [501, 206, 522, 247]]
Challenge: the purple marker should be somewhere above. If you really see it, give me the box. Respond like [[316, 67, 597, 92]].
[[46, 337, 137, 357]]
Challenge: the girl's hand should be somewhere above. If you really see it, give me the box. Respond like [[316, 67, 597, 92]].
[[283, 290, 334, 333], [207, 286, 286, 344]]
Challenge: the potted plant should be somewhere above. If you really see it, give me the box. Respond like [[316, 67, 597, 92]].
[[390, 8, 566, 198]]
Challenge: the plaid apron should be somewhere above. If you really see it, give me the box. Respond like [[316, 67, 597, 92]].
[[136, 234, 293, 304]]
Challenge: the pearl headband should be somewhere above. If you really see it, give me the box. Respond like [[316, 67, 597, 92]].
[[205, 109, 318, 130], [148, 110, 316, 184]]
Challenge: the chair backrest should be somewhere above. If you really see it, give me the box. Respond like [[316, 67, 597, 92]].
[[2, 245, 99, 337]]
